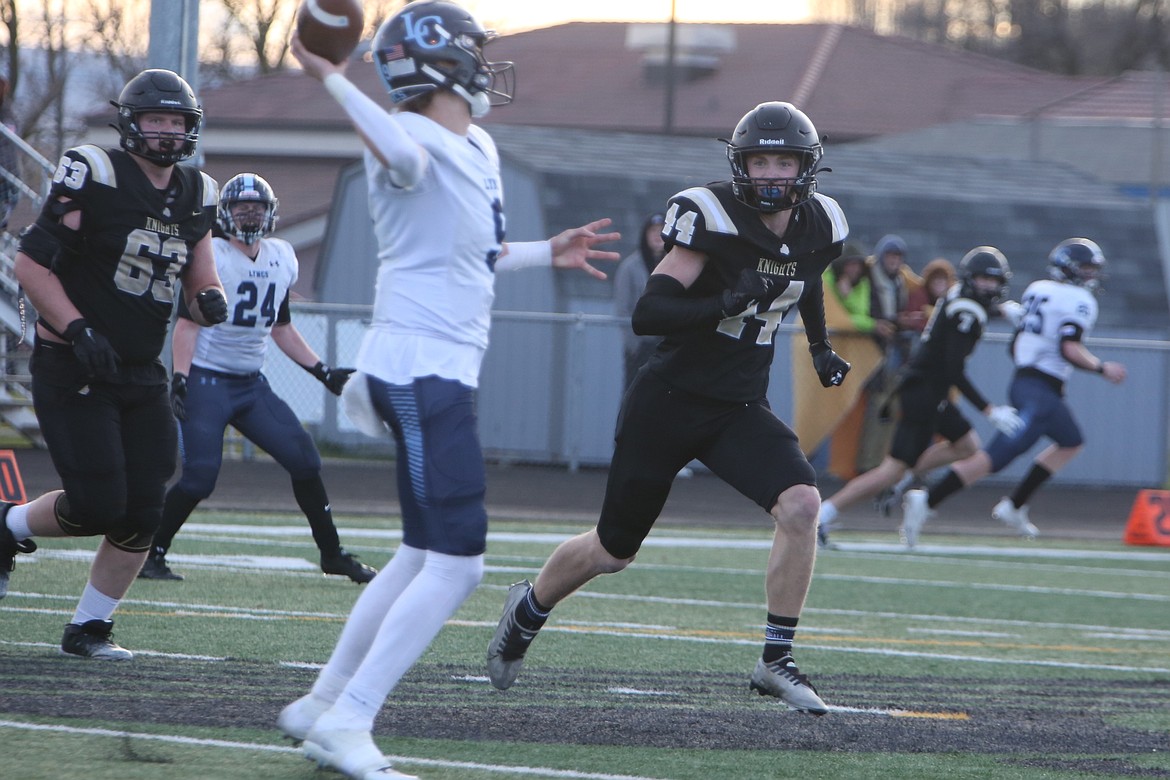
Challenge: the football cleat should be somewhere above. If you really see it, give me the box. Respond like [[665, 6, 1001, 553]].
[[0, 502, 37, 600], [749, 656, 828, 716], [138, 550, 183, 581], [60, 619, 134, 660], [900, 489, 932, 549], [302, 726, 417, 780], [277, 693, 332, 744], [321, 550, 377, 584], [992, 498, 1039, 539], [486, 580, 540, 690], [815, 522, 833, 550]]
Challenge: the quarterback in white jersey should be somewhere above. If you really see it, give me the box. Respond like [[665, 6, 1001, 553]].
[[281, 5, 621, 777], [144, 173, 376, 586], [902, 238, 1126, 544]]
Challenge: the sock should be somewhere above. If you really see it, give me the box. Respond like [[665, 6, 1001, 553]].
[[819, 501, 838, 527], [71, 583, 119, 625], [762, 613, 798, 663], [928, 470, 964, 509], [1010, 464, 1053, 508], [311, 544, 427, 704], [329, 552, 484, 731], [5, 503, 32, 541], [516, 587, 551, 632], [292, 475, 342, 557]]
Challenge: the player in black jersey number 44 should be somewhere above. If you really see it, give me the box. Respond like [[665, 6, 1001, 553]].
[[1, 69, 228, 660], [488, 101, 852, 715]]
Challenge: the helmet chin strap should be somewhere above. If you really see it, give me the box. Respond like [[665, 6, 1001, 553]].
[[452, 82, 491, 118]]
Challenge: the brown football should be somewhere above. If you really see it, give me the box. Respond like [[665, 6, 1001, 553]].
[[296, 0, 364, 64]]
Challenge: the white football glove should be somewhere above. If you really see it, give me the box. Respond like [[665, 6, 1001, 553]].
[[987, 405, 1024, 436], [999, 300, 1025, 328]]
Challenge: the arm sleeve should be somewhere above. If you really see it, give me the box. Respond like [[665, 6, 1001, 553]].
[[276, 291, 292, 325], [631, 274, 725, 336], [323, 73, 426, 188], [796, 272, 829, 346]]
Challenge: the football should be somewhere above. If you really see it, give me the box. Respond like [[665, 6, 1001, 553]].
[[296, 0, 364, 65]]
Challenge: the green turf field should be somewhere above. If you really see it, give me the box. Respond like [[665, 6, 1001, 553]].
[[2, 511, 1168, 779]]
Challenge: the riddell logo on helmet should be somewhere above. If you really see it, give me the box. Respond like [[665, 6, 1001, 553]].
[[758, 139, 785, 145]]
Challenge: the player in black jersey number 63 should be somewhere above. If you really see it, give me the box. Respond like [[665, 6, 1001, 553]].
[[1, 69, 228, 660], [489, 101, 851, 715]]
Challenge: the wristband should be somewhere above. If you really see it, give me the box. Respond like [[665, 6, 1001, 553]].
[[1095, 362, 1106, 374], [496, 241, 552, 271]]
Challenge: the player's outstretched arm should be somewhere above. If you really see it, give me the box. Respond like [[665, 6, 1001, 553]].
[[291, 31, 426, 185]]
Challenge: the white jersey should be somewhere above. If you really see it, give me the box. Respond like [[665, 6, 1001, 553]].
[[191, 236, 299, 375], [356, 113, 504, 388], [1013, 278, 1098, 382]]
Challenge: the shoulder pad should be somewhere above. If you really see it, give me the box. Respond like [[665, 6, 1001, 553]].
[[56, 145, 116, 190], [946, 297, 989, 326], [810, 193, 849, 244], [671, 187, 739, 237], [199, 172, 219, 209]]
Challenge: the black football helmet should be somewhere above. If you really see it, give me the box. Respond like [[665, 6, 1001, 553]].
[[111, 69, 202, 165], [218, 173, 278, 245], [1048, 237, 1106, 293], [724, 102, 823, 213], [958, 246, 1011, 307], [373, 0, 515, 118]]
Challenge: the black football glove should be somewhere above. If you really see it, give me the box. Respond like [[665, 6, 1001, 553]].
[[306, 361, 355, 396], [720, 269, 777, 317], [62, 318, 119, 380], [810, 340, 851, 388], [171, 372, 188, 421], [195, 288, 229, 325]]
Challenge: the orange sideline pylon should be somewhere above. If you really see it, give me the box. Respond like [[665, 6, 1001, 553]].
[[0, 449, 27, 504], [1122, 489, 1170, 546]]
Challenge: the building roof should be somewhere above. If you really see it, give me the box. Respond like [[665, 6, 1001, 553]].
[[197, 22, 1108, 142]]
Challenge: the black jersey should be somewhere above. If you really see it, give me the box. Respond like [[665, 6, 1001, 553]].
[[647, 181, 847, 402], [900, 285, 991, 410], [26, 145, 217, 365]]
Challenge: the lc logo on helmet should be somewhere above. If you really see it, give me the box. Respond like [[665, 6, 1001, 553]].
[[400, 12, 448, 50]]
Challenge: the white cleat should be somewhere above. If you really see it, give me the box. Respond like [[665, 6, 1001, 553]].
[[277, 693, 332, 744], [302, 726, 418, 780], [749, 656, 828, 716], [992, 498, 1039, 539], [900, 489, 932, 548]]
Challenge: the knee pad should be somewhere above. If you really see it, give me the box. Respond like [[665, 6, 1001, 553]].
[[105, 514, 160, 553]]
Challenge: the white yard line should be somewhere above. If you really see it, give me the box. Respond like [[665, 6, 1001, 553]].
[[0, 719, 667, 780]]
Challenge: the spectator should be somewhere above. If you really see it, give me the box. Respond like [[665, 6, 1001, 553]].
[[905, 257, 955, 334], [823, 244, 875, 334], [613, 211, 667, 391]]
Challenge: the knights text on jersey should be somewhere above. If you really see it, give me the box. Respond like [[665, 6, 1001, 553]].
[[1013, 278, 1099, 382], [648, 182, 848, 402], [191, 237, 299, 375], [31, 145, 217, 364]]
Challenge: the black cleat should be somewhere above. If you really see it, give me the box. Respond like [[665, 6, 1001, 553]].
[[0, 502, 37, 600], [138, 550, 183, 581], [61, 619, 133, 660], [320, 549, 377, 584]]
